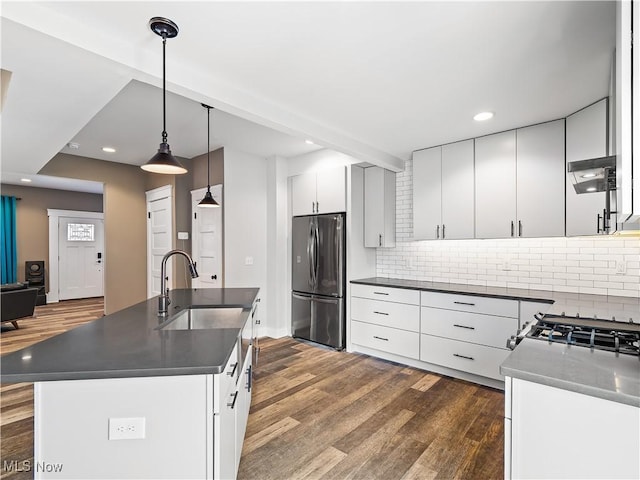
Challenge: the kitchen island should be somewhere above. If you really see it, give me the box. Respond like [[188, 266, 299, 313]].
[[0, 288, 260, 480]]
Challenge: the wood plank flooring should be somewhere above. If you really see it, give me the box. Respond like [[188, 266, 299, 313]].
[[1, 300, 505, 479], [0, 298, 104, 480]]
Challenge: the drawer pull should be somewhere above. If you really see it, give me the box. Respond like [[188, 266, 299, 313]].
[[453, 353, 474, 361], [373, 311, 389, 316], [227, 362, 238, 377], [453, 324, 475, 330], [373, 335, 389, 341], [373, 291, 389, 296], [227, 391, 239, 409], [453, 301, 475, 306]]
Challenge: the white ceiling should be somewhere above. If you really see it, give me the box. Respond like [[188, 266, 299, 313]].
[[0, 1, 616, 192]]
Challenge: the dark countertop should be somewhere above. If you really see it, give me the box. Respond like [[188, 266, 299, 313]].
[[0, 288, 259, 383], [350, 277, 640, 321], [501, 338, 640, 407]]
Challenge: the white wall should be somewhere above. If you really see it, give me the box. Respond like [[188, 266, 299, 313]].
[[265, 155, 289, 338], [287, 148, 360, 176], [223, 148, 268, 318], [377, 159, 640, 298]]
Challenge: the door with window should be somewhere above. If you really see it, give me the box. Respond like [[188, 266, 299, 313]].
[[191, 185, 223, 288], [58, 217, 104, 300]]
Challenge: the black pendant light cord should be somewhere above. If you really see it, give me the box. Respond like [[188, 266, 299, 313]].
[[162, 35, 168, 144], [206, 106, 211, 190]]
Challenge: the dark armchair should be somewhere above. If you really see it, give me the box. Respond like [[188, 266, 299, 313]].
[[1, 283, 38, 329]]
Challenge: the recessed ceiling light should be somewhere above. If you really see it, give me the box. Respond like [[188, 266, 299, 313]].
[[67, 142, 80, 149], [581, 173, 597, 178], [586, 187, 597, 192], [102, 147, 116, 153], [305, 139, 315, 145], [20, 178, 32, 183], [473, 111, 494, 122]]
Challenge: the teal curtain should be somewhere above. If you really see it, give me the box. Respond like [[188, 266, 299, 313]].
[[0, 195, 17, 284]]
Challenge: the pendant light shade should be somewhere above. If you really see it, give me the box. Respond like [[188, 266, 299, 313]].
[[199, 104, 220, 208], [141, 17, 187, 175]]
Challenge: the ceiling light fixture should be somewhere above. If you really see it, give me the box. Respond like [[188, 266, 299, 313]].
[[141, 17, 187, 175], [581, 172, 597, 178], [102, 147, 116, 153], [20, 178, 32, 183], [473, 111, 494, 122], [586, 187, 597, 192], [198, 104, 220, 208]]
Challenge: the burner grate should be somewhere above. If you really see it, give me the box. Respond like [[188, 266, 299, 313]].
[[528, 321, 640, 356]]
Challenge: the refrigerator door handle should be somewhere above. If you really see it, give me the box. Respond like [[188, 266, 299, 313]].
[[292, 292, 313, 301], [314, 222, 320, 289], [307, 221, 315, 288], [292, 292, 339, 304]]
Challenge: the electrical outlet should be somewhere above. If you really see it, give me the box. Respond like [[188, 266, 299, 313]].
[[245, 256, 254, 266], [616, 260, 627, 275], [108, 417, 146, 440], [177, 231, 189, 240]]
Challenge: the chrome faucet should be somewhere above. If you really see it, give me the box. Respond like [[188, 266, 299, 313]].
[[158, 249, 199, 316]]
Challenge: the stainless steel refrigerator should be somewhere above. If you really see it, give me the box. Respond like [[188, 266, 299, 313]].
[[291, 213, 345, 350]]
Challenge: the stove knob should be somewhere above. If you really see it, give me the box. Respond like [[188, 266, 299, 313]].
[[506, 336, 518, 350]]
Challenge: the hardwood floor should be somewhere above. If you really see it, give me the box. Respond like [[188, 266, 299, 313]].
[[1, 300, 505, 479], [238, 338, 504, 480], [0, 298, 104, 480]]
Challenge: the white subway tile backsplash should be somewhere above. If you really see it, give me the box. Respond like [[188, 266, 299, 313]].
[[375, 159, 640, 298]]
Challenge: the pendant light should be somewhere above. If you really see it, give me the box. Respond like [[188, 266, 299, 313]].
[[141, 17, 187, 175], [198, 104, 220, 208]]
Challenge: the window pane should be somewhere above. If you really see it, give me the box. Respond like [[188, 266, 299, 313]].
[[67, 223, 95, 241]]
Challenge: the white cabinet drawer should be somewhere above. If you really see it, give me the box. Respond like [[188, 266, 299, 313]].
[[351, 284, 420, 305], [420, 334, 511, 381], [351, 320, 419, 360], [421, 307, 517, 349], [351, 297, 419, 332], [421, 291, 518, 318]]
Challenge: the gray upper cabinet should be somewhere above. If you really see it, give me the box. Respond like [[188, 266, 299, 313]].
[[413, 146, 442, 240], [566, 99, 608, 236], [516, 119, 565, 238], [475, 131, 517, 239], [364, 166, 396, 248], [441, 140, 475, 239], [413, 140, 474, 240]]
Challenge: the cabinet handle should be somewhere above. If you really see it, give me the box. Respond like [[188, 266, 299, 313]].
[[597, 213, 602, 234], [518, 220, 522, 237], [373, 335, 389, 341], [436, 225, 440, 239], [453, 301, 475, 306], [453, 353, 474, 361], [373, 311, 389, 316], [211, 274, 217, 280], [227, 362, 238, 377], [246, 366, 252, 392], [510, 221, 515, 237], [227, 391, 239, 409], [379, 234, 382, 247], [442, 224, 445, 239], [373, 291, 389, 296], [453, 324, 475, 330]]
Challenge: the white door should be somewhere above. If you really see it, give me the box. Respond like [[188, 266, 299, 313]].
[[58, 217, 104, 300], [146, 185, 173, 299], [191, 185, 223, 288]]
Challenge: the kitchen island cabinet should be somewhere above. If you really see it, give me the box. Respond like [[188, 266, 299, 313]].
[[1, 288, 260, 480]]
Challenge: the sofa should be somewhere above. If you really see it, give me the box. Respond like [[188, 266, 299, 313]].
[[1, 283, 38, 329]]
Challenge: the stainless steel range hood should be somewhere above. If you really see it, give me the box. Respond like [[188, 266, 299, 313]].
[[567, 155, 616, 194]]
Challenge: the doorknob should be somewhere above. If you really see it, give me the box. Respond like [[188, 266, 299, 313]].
[[211, 274, 217, 280]]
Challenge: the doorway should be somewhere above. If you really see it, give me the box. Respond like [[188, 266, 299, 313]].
[[47, 209, 104, 303], [146, 185, 173, 298], [191, 185, 223, 288]]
